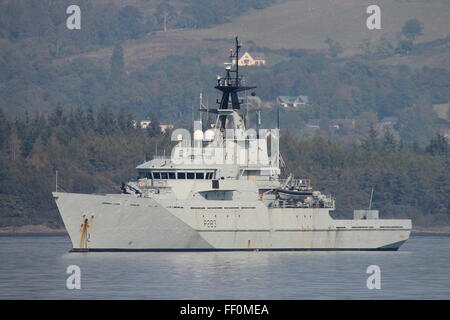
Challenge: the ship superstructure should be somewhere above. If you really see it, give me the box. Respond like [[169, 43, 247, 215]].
[[53, 38, 411, 251]]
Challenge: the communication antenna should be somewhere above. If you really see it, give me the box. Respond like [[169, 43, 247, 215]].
[[206, 95, 209, 127], [369, 186, 374, 210], [55, 170, 58, 192], [200, 92, 203, 129], [235, 36, 241, 84], [245, 102, 249, 128], [256, 110, 261, 138], [200, 92, 209, 130], [277, 103, 280, 130]]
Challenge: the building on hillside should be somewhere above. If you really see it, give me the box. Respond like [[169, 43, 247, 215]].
[[235, 52, 266, 66], [443, 130, 450, 144], [138, 120, 151, 129], [306, 118, 356, 131], [378, 117, 398, 130], [306, 119, 320, 129], [131, 120, 173, 133], [277, 95, 309, 108], [330, 119, 356, 131], [159, 124, 174, 133]]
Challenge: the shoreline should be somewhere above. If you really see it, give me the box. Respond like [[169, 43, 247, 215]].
[[410, 227, 450, 236], [1, 224, 450, 236], [0, 225, 67, 236]]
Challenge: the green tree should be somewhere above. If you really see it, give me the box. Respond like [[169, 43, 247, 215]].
[[96, 105, 116, 135], [396, 39, 414, 55], [382, 128, 396, 152], [117, 6, 144, 40], [110, 43, 124, 76], [8, 127, 21, 161], [402, 19, 423, 41], [397, 102, 437, 145], [49, 105, 65, 127], [147, 113, 161, 137], [74, 106, 87, 132], [0, 108, 10, 150], [324, 38, 343, 58], [359, 38, 374, 57], [362, 125, 379, 152], [426, 133, 449, 156], [376, 34, 395, 58], [86, 107, 96, 131]]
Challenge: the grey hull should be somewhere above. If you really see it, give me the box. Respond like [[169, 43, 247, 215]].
[[54, 192, 411, 251]]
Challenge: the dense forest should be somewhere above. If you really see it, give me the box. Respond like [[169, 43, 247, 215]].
[[0, 107, 448, 228], [0, 0, 275, 55]]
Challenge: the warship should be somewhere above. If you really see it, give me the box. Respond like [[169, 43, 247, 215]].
[[53, 38, 411, 252]]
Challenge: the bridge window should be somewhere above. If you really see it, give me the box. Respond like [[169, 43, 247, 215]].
[[187, 172, 195, 179], [196, 173, 204, 179], [148, 171, 215, 180]]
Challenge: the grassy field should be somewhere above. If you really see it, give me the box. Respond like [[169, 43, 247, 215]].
[[183, 0, 450, 51], [57, 0, 450, 69]]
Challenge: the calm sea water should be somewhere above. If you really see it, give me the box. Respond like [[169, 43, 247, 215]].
[[0, 235, 449, 299]]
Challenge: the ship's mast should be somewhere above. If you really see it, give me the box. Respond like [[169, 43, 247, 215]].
[[234, 37, 240, 86], [212, 36, 256, 131]]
